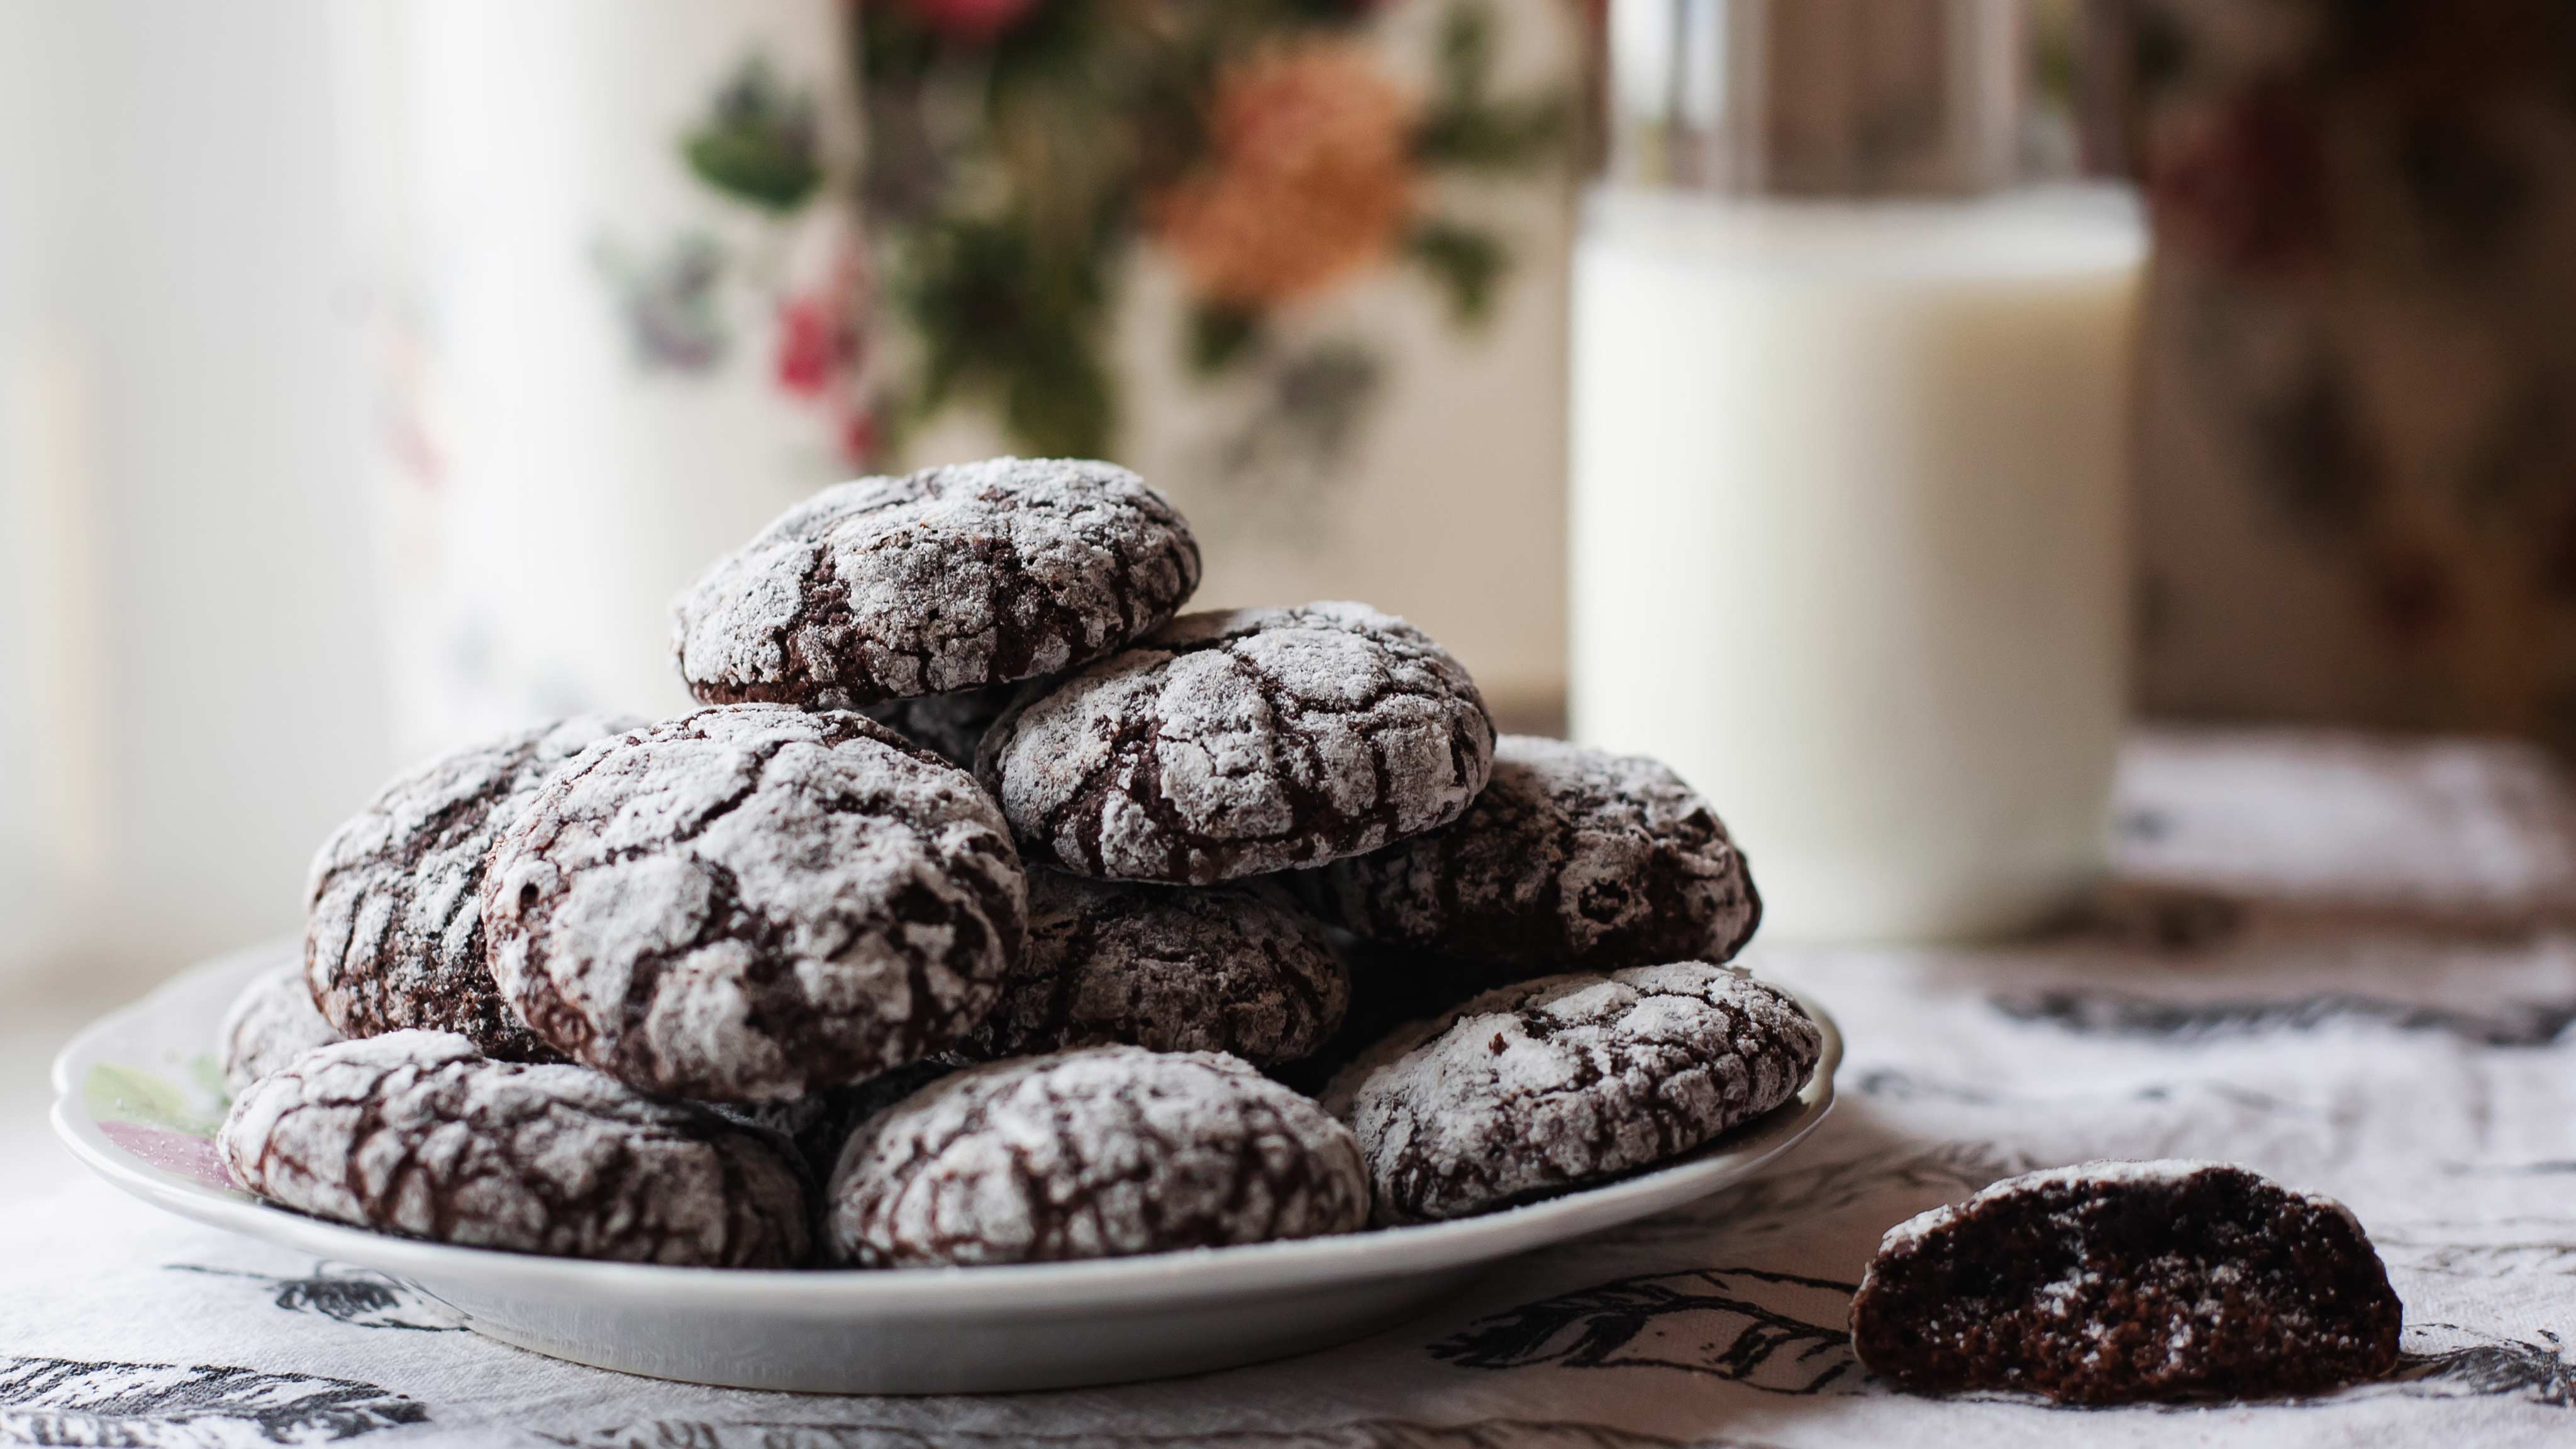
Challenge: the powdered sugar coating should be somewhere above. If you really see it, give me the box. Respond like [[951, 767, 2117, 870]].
[[957, 870, 1350, 1065], [220, 963, 343, 1093], [481, 705, 1026, 1103], [860, 682, 1025, 769], [977, 602, 1497, 884], [1851, 1159, 2402, 1403], [1877, 1158, 2359, 1254], [304, 714, 644, 1060], [1299, 735, 1761, 972], [1325, 963, 1820, 1223], [219, 1031, 809, 1267], [674, 458, 1201, 709], [825, 1045, 1368, 1267]]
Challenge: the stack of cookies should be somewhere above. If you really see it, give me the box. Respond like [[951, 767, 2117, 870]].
[[216, 457, 1822, 1270]]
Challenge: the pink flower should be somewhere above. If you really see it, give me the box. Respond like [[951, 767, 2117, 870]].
[[775, 297, 843, 396], [880, 0, 1041, 43]]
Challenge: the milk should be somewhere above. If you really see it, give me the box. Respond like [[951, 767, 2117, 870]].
[[1568, 184, 2145, 941]]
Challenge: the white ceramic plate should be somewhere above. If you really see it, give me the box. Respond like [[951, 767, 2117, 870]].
[[53, 941, 1841, 1394]]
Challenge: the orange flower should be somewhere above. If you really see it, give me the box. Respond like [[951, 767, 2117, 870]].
[[1153, 40, 1416, 309]]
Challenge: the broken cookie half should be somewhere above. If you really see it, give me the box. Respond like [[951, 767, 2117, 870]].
[[1852, 1160, 2402, 1404]]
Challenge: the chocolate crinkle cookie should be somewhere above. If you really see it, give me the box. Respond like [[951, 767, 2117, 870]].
[[1267, 935, 1502, 1096], [825, 1046, 1368, 1267], [1298, 735, 1760, 973], [859, 681, 1027, 769], [1325, 963, 1819, 1224], [305, 714, 643, 1060], [220, 962, 343, 1094], [708, 1060, 955, 1179], [219, 1031, 810, 1268], [480, 704, 1026, 1103], [1850, 1160, 2404, 1404], [978, 602, 1496, 884], [674, 458, 1200, 710], [957, 869, 1349, 1067]]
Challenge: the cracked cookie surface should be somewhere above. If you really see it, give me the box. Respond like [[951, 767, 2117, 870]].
[[1852, 1160, 2403, 1404], [1324, 963, 1819, 1223], [221, 963, 345, 1093], [219, 1031, 811, 1267], [674, 458, 1200, 710], [825, 1045, 1368, 1267], [480, 704, 1026, 1103], [958, 870, 1349, 1066], [977, 602, 1496, 884], [1298, 735, 1760, 974], [305, 714, 644, 1061]]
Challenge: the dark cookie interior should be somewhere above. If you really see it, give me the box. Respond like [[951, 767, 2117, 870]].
[[1850, 1162, 2404, 1404]]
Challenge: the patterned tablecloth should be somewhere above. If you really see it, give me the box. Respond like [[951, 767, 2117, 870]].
[[5, 728, 2573, 1447]]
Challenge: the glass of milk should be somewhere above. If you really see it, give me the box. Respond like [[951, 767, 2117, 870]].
[[1568, 0, 2146, 942]]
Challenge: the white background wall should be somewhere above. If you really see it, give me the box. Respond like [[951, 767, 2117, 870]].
[[0, 1, 393, 991]]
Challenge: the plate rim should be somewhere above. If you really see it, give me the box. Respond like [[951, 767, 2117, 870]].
[[52, 942, 1842, 1314]]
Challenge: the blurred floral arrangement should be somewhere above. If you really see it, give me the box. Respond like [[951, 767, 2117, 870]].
[[628, 0, 1565, 473], [855, 0, 1565, 462], [597, 56, 882, 461]]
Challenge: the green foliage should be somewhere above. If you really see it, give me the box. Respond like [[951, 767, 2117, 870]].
[[1189, 304, 1265, 375], [683, 57, 823, 213], [1414, 1, 1567, 170], [841, 0, 1563, 460], [1408, 220, 1509, 325], [898, 214, 1116, 458]]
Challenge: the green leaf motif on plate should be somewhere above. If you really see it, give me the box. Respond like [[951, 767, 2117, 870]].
[[184, 1052, 231, 1106], [84, 1062, 221, 1139]]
